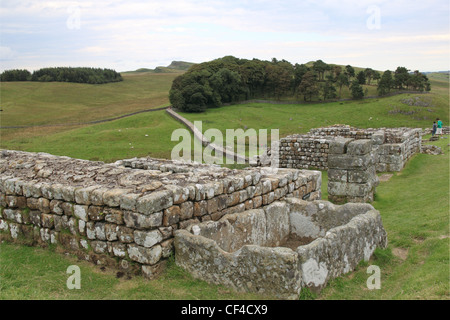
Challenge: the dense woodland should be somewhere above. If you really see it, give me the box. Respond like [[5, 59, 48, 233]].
[[0, 67, 123, 84], [169, 56, 431, 112]]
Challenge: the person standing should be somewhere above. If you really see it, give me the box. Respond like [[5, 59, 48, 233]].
[[436, 118, 443, 135], [432, 121, 437, 136]]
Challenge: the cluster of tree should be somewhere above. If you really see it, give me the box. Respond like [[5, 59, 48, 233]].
[[377, 67, 431, 96], [0, 67, 123, 84], [0, 69, 31, 81], [169, 56, 432, 112], [169, 56, 358, 112]]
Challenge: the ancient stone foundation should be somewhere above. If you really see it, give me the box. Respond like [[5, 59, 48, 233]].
[[175, 198, 388, 300], [255, 125, 423, 173], [327, 138, 379, 204], [0, 150, 321, 279]]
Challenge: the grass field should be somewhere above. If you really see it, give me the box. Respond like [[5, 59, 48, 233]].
[[0, 72, 181, 143], [1, 74, 448, 163], [0, 71, 449, 300]]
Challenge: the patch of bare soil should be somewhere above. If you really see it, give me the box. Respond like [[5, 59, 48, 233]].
[[281, 234, 316, 250], [392, 247, 409, 261], [379, 174, 393, 182]]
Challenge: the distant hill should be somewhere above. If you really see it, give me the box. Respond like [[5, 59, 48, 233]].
[[426, 71, 449, 83], [123, 61, 196, 74]]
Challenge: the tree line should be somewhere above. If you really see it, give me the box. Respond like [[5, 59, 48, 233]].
[[0, 67, 123, 84], [169, 56, 431, 112]]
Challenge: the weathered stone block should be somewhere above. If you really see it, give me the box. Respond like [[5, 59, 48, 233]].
[[136, 190, 173, 215], [119, 193, 141, 211], [74, 205, 89, 222], [88, 205, 105, 221], [165, 185, 189, 204], [328, 153, 374, 170], [134, 229, 163, 248], [30, 210, 42, 227], [75, 186, 100, 205], [95, 222, 106, 240], [26, 198, 39, 210], [86, 221, 96, 240], [61, 186, 76, 202], [6, 196, 27, 208], [347, 139, 372, 155], [91, 240, 108, 254], [38, 198, 51, 214], [328, 181, 374, 197], [127, 244, 162, 265], [4, 209, 22, 223], [118, 226, 134, 243], [264, 201, 290, 246], [179, 201, 194, 220], [347, 168, 377, 184], [105, 223, 119, 241], [104, 189, 130, 208], [161, 239, 174, 258], [61, 202, 73, 216], [41, 213, 54, 229], [328, 169, 347, 183], [58, 233, 79, 251], [163, 206, 180, 226], [329, 138, 353, 154], [207, 198, 219, 215], [50, 200, 64, 215], [123, 210, 163, 229], [90, 187, 109, 206], [193, 201, 208, 217], [110, 241, 127, 258], [104, 208, 124, 225]]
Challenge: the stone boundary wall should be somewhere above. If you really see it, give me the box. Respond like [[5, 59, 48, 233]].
[[256, 125, 423, 173], [0, 150, 321, 278], [166, 108, 248, 164], [279, 136, 330, 170]]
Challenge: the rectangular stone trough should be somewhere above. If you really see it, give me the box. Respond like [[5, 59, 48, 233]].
[[174, 198, 387, 300]]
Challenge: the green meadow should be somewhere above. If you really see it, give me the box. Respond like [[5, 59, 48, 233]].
[[0, 71, 448, 300]]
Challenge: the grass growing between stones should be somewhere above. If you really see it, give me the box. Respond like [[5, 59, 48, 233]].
[[317, 136, 449, 300]]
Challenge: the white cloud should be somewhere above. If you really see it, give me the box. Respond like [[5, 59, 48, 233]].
[[0, 0, 448, 72], [0, 46, 16, 60]]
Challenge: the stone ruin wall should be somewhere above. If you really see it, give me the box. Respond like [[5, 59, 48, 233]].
[[175, 198, 388, 299], [0, 150, 321, 278], [327, 139, 379, 204], [272, 125, 423, 173]]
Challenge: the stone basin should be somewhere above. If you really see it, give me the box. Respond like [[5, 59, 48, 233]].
[[174, 198, 387, 300]]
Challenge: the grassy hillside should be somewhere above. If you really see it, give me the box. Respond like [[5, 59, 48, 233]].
[[122, 61, 195, 74], [0, 72, 182, 143], [0, 72, 180, 127], [1, 75, 447, 163]]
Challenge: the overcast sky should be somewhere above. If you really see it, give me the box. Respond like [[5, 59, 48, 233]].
[[1, 0, 449, 72]]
